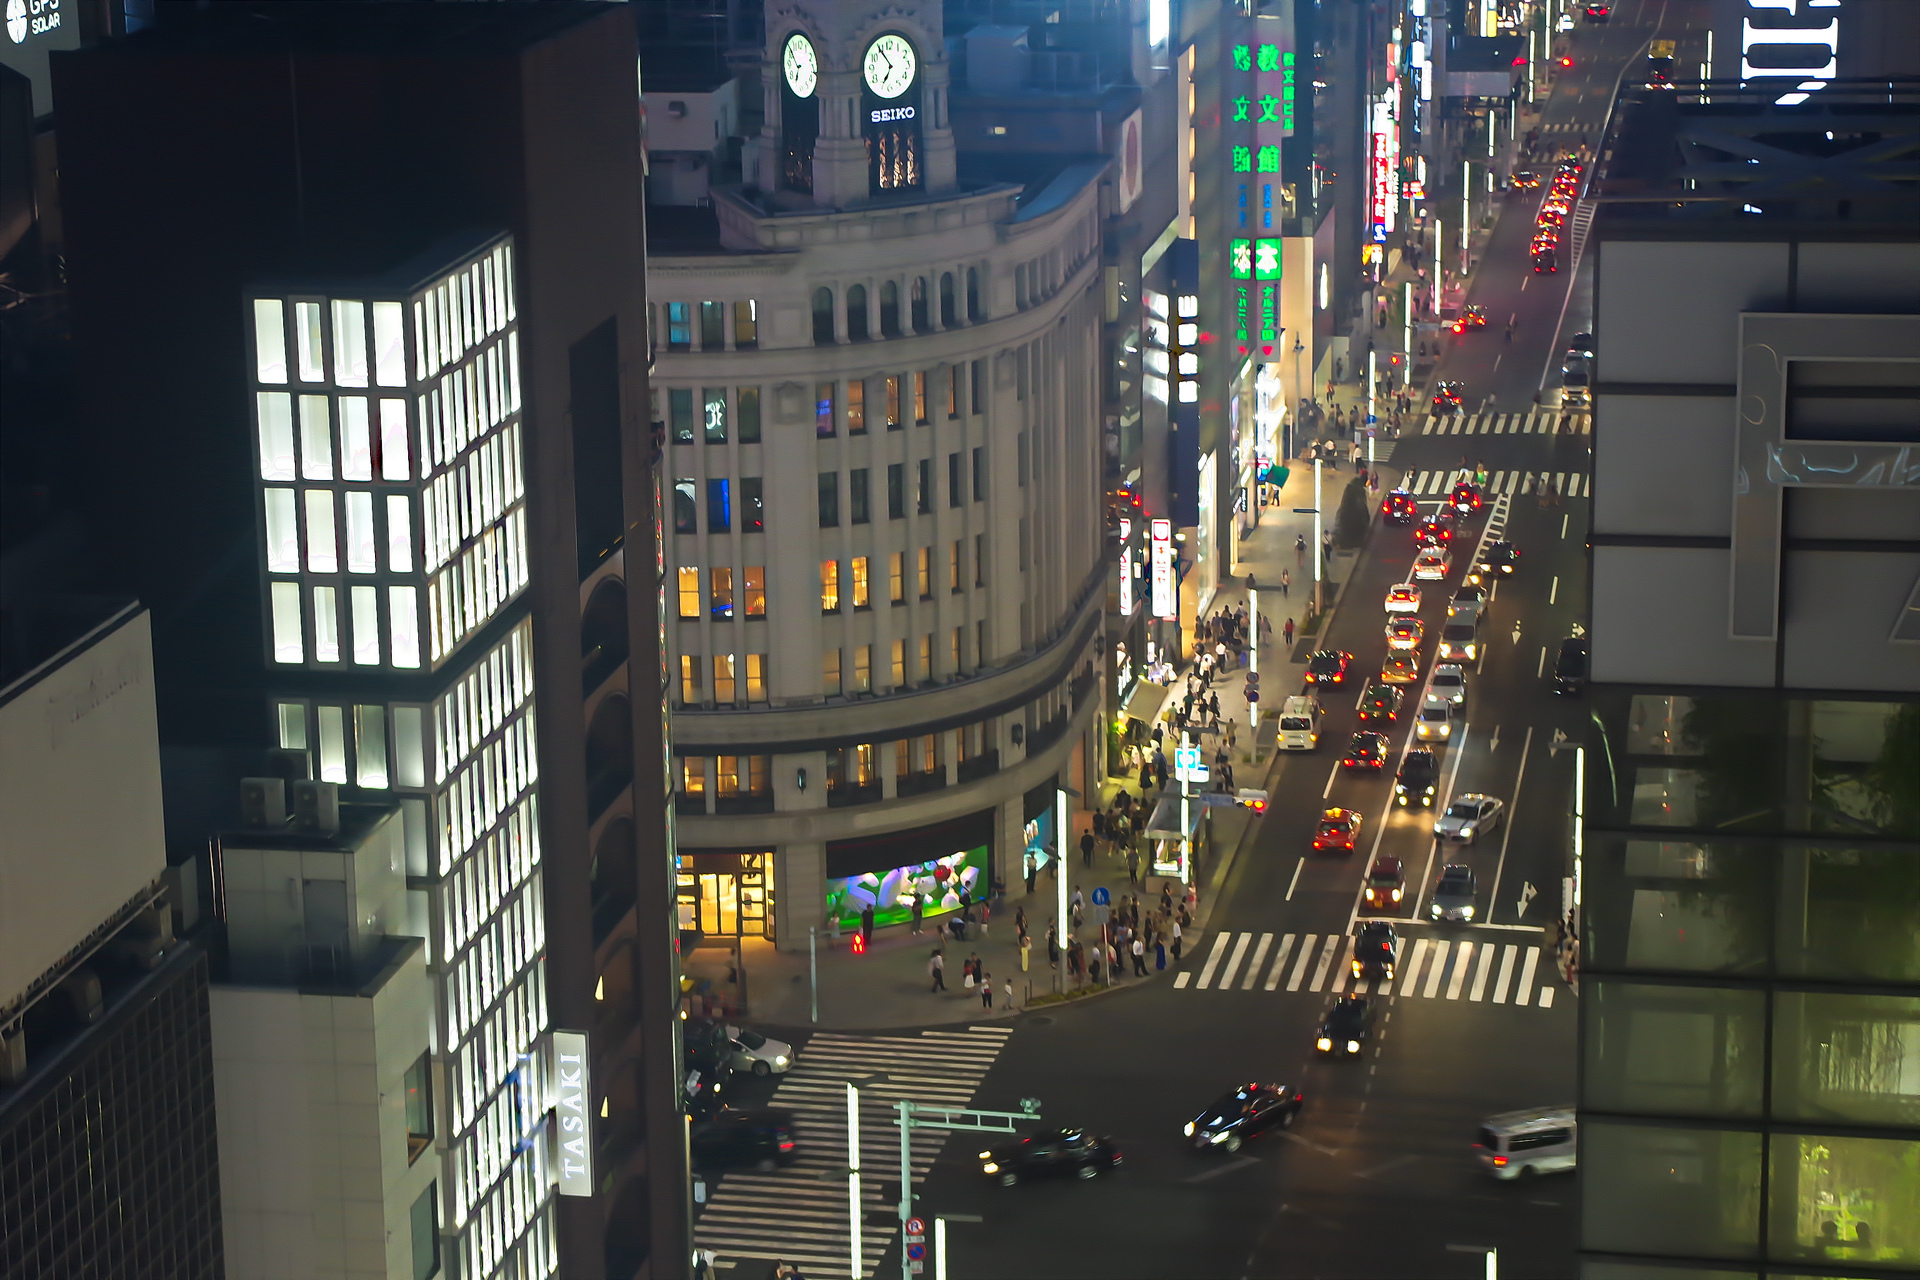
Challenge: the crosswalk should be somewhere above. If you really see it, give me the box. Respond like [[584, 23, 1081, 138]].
[[1535, 121, 1592, 135], [1418, 410, 1590, 436], [1171, 930, 1564, 1010], [1403, 467, 1589, 500], [693, 1025, 1013, 1276]]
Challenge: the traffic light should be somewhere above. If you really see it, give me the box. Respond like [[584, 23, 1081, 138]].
[[851, 932, 868, 955]]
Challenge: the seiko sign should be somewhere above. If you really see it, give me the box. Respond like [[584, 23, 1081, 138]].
[[870, 106, 916, 123], [551, 1030, 593, 1196]]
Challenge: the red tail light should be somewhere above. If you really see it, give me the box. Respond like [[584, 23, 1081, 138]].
[[1492, 1155, 1508, 1166], [779, 1139, 796, 1150]]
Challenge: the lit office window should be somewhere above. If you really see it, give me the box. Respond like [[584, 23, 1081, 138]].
[[890, 552, 904, 604], [258, 393, 295, 480], [340, 398, 373, 480], [733, 300, 757, 349], [355, 706, 389, 788], [677, 567, 700, 619], [270, 583, 304, 664], [317, 705, 348, 783], [917, 547, 931, 597], [711, 567, 734, 619], [351, 586, 381, 665], [305, 490, 338, 573], [680, 654, 701, 703], [949, 540, 961, 591], [890, 639, 905, 688], [713, 655, 736, 704], [745, 654, 766, 702], [820, 560, 840, 612], [254, 300, 287, 384], [295, 302, 325, 382], [851, 556, 870, 608], [744, 566, 765, 617], [815, 383, 835, 438], [313, 587, 341, 663], [386, 495, 414, 572], [277, 703, 307, 750], [919, 633, 932, 680], [333, 301, 369, 387], [300, 395, 333, 479], [886, 375, 901, 429], [388, 587, 421, 669], [346, 492, 377, 574], [848, 380, 866, 434], [914, 371, 928, 424], [373, 301, 406, 387], [393, 705, 425, 787], [681, 756, 706, 796], [703, 388, 727, 443], [264, 489, 299, 573]]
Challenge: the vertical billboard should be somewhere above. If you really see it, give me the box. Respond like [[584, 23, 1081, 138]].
[[1150, 519, 1176, 619], [552, 1030, 593, 1196]]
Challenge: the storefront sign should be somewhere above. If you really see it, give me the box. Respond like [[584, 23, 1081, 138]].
[[552, 1030, 592, 1196], [1119, 541, 1135, 616], [1173, 745, 1208, 783], [1369, 98, 1399, 242], [1150, 519, 1175, 619]]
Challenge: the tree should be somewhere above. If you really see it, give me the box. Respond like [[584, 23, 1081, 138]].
[[1334, 477, 1371, 549]]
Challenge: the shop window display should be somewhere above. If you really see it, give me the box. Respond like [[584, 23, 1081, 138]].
[[825, 845, 986, 931]]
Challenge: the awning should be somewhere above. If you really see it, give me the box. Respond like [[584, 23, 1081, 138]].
[[1144, 796, 1205, 842]]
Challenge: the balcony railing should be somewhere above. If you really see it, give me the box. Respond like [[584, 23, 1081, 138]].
[[896, 770, 948, 798], [957, 750, 1000, 784]]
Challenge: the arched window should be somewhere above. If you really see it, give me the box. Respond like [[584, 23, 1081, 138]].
[[584, 695, 634, 811], [812, 287, 835, 345], [879, 281, 900, 338], [966, 268, 982, 322], [580, 578, 629, 695], [846, 285, 869, 342], [939, 273, 956, 327], [910, 278, 930, 333]]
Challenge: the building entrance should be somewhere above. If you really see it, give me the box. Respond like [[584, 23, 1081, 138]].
[[677, 851, 774, 941]]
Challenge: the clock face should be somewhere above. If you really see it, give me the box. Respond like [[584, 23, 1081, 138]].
[[782, 32, 818, 98], [863, 34, 917, 99]]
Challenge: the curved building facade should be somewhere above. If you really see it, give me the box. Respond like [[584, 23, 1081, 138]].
[[647, 0, 1109, 949]]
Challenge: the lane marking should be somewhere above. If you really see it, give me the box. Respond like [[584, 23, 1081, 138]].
[[1195, 933, 1231, 989], [1550, 576, 1559, 605], [1537, 645, 1548, 678], [1538, 984, 1556, 1008], [1446, 941, 1475, 1000], [1308, 934, 1341, 991], [1469, 943, 1496, 1001], [1492, 945, 1518, 1004], [1217, 932, 1254, 989], [1486, 726, 1535, 924], [1422, 940, 1452, 998], [1327, 935, 1358, 993], [1400, 937, 1432, 994], [1286, 856, 1305, 901], [1242, 933, 1274, 990], [1561, 513, 1570, 539], [1174, 971, 1191, 988], [1286, 936, 1318, 991], [1264, 933, 1297, 990], [1515, 947, 1541, 1006]]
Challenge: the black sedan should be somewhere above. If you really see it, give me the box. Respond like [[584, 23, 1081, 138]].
[[1184, 1083, 1304, 1153], [979, 1128, 1122, 1186], [1306, 649, 1353, 686], [1341, 731, 1390, 771], [1471, 540, 1520, 583], [689, 1108, 797, 1171], [1431, 381, 1465, 413], [1315, 995, 1377, 1057]]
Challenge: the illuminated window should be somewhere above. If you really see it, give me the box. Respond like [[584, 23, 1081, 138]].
[[745, 654, 766, 702], [890, 552, 905, 603], [703, 389, 727, 443], [332, 301, 369, 387], [313, 587, 340, 663], [847, 379, 866, 435], [355, 705, 389, 788], [388, 586, 421, 669], [918, 633, 933, 681], [952, 626, 964, 671], [666, 302, 692, 350], [299, 396, 333, 479], [715, 755, 740, 796], [351, 586, 380, 665], [914, 371, 928, 424], [816, 383, 835, 437], [747, 754, 769, 793], [373, 302, 406, 387], [853, 644, 872, 693], [710, 566, 733, 619], [823, 649, 843, 696], [917, 546, 931, 598], [253, 299, 288, 384], [820, 560, 840, 613], [680, 654, 702, 703], [317, 706, 347, 782], [295, 302, 325, 382], [277, 702, 307, 749], [949, 540, 961, 592], [270, 582, 304, 664], [673, 480, 697, 534], [947, 364, 960, 417], [851, 556, 871, 608], [681, 756, 706, 794], [733, 300, 758, 349], [345, 492, 376, 574], [387, 496, 414, 572], [890, 639, 905, 688], [305, 490, 338, 573], [678, 567, 701, 618], [744, 566, 765, 617], [257, 393, 295, 479], [712, 655, 736, 704], [264, 489, 299, 573], [380, 401, 409, 481], [403, 1054, 433, 1164], [886, 376, 902, 430]]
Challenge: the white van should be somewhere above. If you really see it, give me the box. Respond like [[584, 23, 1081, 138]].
[[1474, 1107, 1577, 1179], [1278, 695, 1322, 750]]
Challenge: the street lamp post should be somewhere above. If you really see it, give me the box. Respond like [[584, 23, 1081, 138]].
[[1179, 728, 1192, 884], [845, 1083, 862, 1280], [1313, 458, 1324, 614], [1055, 786, 1068, 994]]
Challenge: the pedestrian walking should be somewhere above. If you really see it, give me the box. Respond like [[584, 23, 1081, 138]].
[[980, 971, 994, 1009], [1126, 848, 1140, 887], [1132, 934, 1148, 977], [1080, 829, 1095, 869], [1002, 977, 1014, 1011], [1046, 922, 1059, 969], [929, 949, 946, 993], [1024, 852, 1037, 895], [1295, 534, 1307, 567], [828, 911, 842, 951], [910, 894, 924, 936], [1280, 567, 1290, 597], [1171, 919, 1184, 965]]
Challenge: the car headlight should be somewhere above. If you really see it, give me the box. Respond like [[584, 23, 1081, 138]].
[[1397, 794, 1407, 805], [1316, 1036, 1332, 1051], [1440, 724, 1451, 735], [1459, 824, 1476, 837], [980, 1150, 993, 1159], [1426, 785, 1436, 794], [1463, 906, 1476, 920], [1351, 960, 1362, 975], [1208, 1130, 1231, 1144], [774, 1055, 789, 1066], [1346, 1040, 1361, 1054], [982, 1162, 999, 1173], [1392, 888, 1403, 901], [1431, 903, 1442, 917], [1184, 1122, 1195, 1137]]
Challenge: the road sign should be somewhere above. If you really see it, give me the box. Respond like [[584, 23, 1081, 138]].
[[1246, 687, 1260, 702], [1091, 886, 1110, 906], [1173, 746, 1209, 783], [907, 1243, 927, 1262], [905, 1218, 926, 1236]]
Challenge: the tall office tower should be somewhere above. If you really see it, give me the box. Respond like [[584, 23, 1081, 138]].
[[1577, 79, 1920, 1277], [0, 601, 222, 1280], [52, 6, 684, 1277], [640, 0, 1111, 953]]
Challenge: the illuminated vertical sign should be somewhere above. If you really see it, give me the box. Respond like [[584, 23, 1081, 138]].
[[1369, 98, 1398, 243], [1150, 519, 1175, 619], [1231, 8, 1293, 359], [552, 1030, 592, 1196], [1118, 517, 1136, 615]]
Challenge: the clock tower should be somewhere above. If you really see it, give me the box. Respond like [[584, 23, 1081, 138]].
[[757, 2, 957, 207]]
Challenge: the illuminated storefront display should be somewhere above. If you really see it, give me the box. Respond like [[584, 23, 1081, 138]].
[[1230, 14, 1293, 361], [826, 847, 985, 930], [1370, 97, 1399, 244], [1150, 518, 1175, 619]]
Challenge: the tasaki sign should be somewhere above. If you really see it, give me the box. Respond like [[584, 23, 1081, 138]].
[[552, 1030, 593, 1196]]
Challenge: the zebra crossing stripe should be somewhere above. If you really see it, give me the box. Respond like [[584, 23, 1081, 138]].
[[1402, 937, 1431, 992], [1286, 935, 1317, 990], [1265, 933, 1297, 990], [1470, 944, 1496, 1001], [1446, 941, 1475, 1000], [1539, 985, 1557, 1008], [1422, 941, 1451, 998], [1242, 933, 1273, 990], [1492, 946, 1517, 1003], [1308, 935, 1341, 991], [1218, 932, 1254, 989], [1174, 970, 1191, 988], [1195, 933, 1231, 989], [1515, 947, 1540, 1007]]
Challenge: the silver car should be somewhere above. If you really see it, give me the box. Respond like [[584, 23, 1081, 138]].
[[1434, 793, 1503, 843], [1430, 864, 1478, 921], [726, 1027, 793, 1076], [1429, 664, 1468, 707]]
